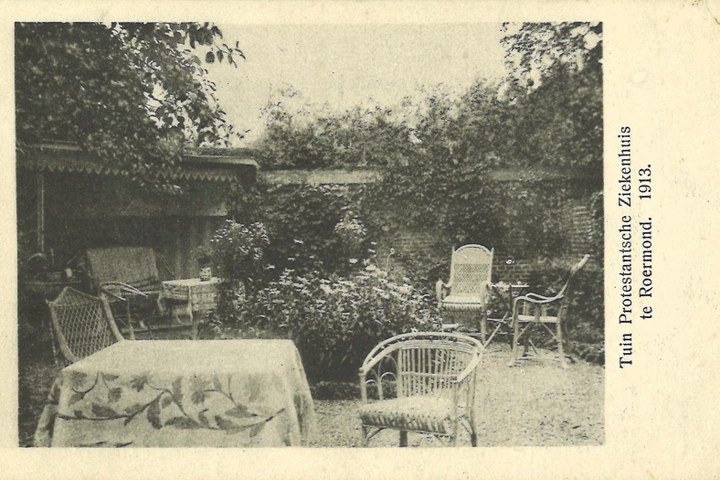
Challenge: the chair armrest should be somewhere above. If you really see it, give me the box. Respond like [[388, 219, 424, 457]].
[[435, 279, 451, 302], [100, 289, 128, 303], [512, 293, 563, 319], [101, 281, 148, 298], [514, 292, 562, 305], [456, 351, 483, 384], [525, 292, 561, 302]]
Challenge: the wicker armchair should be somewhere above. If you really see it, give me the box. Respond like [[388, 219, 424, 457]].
[[509, 255, 590, 368], [46, 287, 124, 365], [85, 247, 171, 337], [358, 332, 484, 447], [436, 245, 494, 340]]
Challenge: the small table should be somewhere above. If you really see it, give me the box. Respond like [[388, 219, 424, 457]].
[[34, 340, 317, 447], [159, 277, 222, 338], [486, 282, 529, 345]]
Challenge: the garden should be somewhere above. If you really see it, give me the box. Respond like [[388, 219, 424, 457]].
[[17, 22, 604, 448]]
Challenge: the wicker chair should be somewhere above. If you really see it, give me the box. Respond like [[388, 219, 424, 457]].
[[85, 247, 170, 338], [436, 245, 494, 340], [358, 332, 484, 447], [508, 255, 590, 369], [46, 287, 124, 365]]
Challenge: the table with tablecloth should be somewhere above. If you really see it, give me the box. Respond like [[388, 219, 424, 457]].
[[160, 277, 222, 321], [34, 340, 316, 447], [159, 277, 224, 338]]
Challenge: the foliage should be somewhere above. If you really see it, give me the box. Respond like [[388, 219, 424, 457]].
[[246, 22, 603, 280], [310, 380, 396, 401], [15, 22, 244, 192], [214, 22, 604, 361], [255, 88, 413, 170], [212, 265, 441, 381], [501, 22, 602, 92], [209, 220, 269, 296], [193, 245, 214, 267], [501, 22, 603, 178], [333, 210, 368, 260], [228, 182, 369, 279], [587, 191, 604, 259]]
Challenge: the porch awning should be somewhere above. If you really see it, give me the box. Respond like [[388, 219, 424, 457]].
[[18, 143, 258, 184]]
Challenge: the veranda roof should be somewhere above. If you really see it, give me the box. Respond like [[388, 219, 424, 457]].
[[17, 142, 258, 183]]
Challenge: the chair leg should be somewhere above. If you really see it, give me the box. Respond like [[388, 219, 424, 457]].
[[125, 301, 136, 340], [557, 322, 568, 369], [399, 430, 408, 447], [360, 426, 369, 447], [509, 318, 520, 367], [469, 406, 478, 447]]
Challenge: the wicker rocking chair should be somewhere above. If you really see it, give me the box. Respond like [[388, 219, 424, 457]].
[[508, 255, 590, 369], [46, 287, 125, 365], [85, 247, 170, 338], [436, 245, 494, 341], [358, 332, 484, 447]]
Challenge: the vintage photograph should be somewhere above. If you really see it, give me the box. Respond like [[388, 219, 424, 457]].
[[16, 21, 604, 448]]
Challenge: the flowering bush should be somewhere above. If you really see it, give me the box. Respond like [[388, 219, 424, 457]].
[[333, 210, 367, 260], [210, 221, 269, 285], [225, 264, 441, 381], [208, 221, 269, 321], [227, 183, 372, 280]]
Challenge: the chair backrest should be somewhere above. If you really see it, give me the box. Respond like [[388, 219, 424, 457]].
[[557, 254, 590, 320], [86, 247, 161, 291], [449, 244, 493, 296], [361, 332, 483, 400], [47, 287, 124, 364]]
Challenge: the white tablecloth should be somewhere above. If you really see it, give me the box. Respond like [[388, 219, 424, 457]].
[[34, 340, 316, 447]]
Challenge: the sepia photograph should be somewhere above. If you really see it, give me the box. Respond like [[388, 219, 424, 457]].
[[16, 20, 604, 449], [5, 0, 720, 478]]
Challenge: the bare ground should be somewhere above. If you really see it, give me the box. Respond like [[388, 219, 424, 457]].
[[309, 344, 604, 447], [19, 342, 603, 448]]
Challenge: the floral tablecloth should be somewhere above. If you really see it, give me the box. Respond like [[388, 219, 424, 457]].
[[34, 340, 316, 447]]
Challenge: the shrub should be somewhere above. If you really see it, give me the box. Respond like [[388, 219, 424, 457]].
[[206, 220, 270, 330], [210, 220, 269, 292], [212, 264, 442, 381], [227, 182, 370, 280]]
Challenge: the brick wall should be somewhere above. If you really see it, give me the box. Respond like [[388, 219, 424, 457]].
[[375, 197, 599, 283]]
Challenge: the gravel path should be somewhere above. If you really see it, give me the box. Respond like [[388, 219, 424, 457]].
[[309, 345, 604, 447], [20, 344, 603, 447]]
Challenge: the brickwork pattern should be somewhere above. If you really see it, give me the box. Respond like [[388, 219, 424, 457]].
[[373, 197, 600, 290]]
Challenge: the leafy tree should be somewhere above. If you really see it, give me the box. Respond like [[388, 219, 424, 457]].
[[247, 21, 603, 260], [501, 22, 602, 93], [501, 22, 603, 178], [15, 22, 244, 192], [255, 87, 415, 170]]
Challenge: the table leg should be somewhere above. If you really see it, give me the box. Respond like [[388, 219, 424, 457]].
[[185, 299, 195, 337]]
